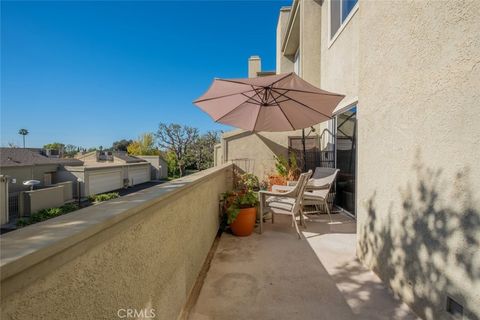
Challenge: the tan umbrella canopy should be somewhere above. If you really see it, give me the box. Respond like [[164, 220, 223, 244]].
[[193, 72, 345, 171], [193, 72, 345, 132]]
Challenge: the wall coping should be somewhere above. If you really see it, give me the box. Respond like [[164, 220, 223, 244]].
[[24, 185, 64, 195], [0, 163, 233, 281]]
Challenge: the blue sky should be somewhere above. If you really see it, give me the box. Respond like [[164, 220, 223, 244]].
[[1, 0, 289, 149]]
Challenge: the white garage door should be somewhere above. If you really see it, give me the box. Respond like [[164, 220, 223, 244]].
[[129, 166, 150, 186], [88, 170, 123, 196]]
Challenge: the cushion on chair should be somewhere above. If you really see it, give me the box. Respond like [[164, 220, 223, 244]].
[[266, 196, 295, 211], [303, 189, 329, 200]]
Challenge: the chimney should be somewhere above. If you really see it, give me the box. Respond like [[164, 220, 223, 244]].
[[248, 56, 261, 78]]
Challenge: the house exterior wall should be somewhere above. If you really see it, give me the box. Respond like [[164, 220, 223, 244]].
[[62, 163, 151, 197], [0, 165, 59, 193], [356, 1, 480, 319], [276, 7, 293, 74], [136, 155, 168, 180], [221, 130, 305, 179], [320, 0, 359, 110]]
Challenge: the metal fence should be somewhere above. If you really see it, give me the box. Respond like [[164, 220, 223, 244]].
[[8, 192, 20, 220], [288, 148, 335, 172]]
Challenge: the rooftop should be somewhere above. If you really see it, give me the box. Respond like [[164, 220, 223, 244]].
[[0, 148, 83, 167]]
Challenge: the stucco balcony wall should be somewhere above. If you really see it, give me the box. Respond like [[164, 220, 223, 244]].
[[0, 163, 233, 320]]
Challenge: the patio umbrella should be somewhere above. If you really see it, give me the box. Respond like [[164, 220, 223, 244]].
[[193, 72, 345, 171]]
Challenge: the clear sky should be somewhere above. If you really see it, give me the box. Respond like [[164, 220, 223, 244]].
[[1, 0, 289, 149]]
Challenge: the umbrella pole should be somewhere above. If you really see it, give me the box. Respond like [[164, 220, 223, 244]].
[[302, 128, 307, 172]]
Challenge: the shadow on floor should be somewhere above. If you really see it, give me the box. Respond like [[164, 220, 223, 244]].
[[189, 213, 419, 320]]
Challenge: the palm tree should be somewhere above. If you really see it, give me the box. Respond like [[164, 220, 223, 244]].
[[18, 128, 29, 148]]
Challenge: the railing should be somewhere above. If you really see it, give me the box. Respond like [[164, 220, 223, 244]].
[[289, 148, 335, 171], [7, 193, 19, 220], [0, 163, 233, 319]]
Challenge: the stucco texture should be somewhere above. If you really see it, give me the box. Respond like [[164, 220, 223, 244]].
[[223, 130, 305, 179], [1, 164, 59, 193], [320, 0, 359, 109], [1, 164, 233, 320], [356, 1, 480, 319]]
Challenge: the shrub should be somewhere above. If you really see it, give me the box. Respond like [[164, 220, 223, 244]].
[[89, 192, 119, 203], [16, 203, 79, 228]]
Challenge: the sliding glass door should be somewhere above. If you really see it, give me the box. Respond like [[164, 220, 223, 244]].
[[335, 106, 357, 216]]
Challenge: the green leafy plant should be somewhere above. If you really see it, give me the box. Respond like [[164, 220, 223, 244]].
[[89, 192, 119, 203], [274, 152, 300, 181], [16, 203, 79, 227], [237, 173, 259, 191], [225, 190, 259, 224], [222, 173, 259, 224]]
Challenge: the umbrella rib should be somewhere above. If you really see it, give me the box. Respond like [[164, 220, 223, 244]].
[[273, 87, 345, 97], [251, 85, 265, 103], [268, 89, 295, 131], [218, 73, 292, 89], [242, 92, 262, 105], [194, 88, 257, 103], [217, 79, 263, 87], [271, 88, 333, 120]]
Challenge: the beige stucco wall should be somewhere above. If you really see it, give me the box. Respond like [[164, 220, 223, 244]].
[[222, 130, 305, 179], [320, 1, 359, 109], [0, 165, 59, 193], [356, 1, 480, 320], [136, 155, 168, 179], [276, 7, 293, 74], [1, 164, 233, 320], [24, 185, 65, 215], [299, 0, 322, 86], [53, 181, 73, 202]]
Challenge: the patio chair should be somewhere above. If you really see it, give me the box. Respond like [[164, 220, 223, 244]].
[[259, 170, 312, 239], [272, 167, 340, 222]]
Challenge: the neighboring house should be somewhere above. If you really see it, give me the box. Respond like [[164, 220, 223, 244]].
[[0, 148, 82, 193], [136, 155, 168, 180], [0, 148, 82, 222], [61, 150, 153, 197], [214, 1, 479, 319]]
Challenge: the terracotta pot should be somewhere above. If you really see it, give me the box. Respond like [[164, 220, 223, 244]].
[[230, 207, 256, 236]]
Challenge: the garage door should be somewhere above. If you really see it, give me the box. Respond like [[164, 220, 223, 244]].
[[129, 166, 150, 186], [88, 170, 123, 196]]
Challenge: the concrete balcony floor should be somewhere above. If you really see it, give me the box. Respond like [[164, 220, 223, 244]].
[[189, 213, 419, 320]]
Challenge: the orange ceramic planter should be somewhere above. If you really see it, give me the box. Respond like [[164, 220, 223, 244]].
[[230, 207, 256, 236]]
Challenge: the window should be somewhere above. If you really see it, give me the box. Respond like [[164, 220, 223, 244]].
[[330, 0, 358, 39]]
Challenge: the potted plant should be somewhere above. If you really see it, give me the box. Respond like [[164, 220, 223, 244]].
[[222, 173, 260, 236]]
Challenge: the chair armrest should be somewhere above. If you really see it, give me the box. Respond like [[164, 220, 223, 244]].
[[272, 185, 293, 192], [306, 183, 331, 191], [259, 189, 297, 198]]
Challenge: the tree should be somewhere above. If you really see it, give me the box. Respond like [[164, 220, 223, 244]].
[[127, 133, 160, 156], [18, 129, 29, 148], [112, 139, 133, 151], [43, 142, 65, 150], [191, 131, 220, 170], [165, 150, 179, 177], [64, 144, 79, 158], [156, 123, 198, 177]]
